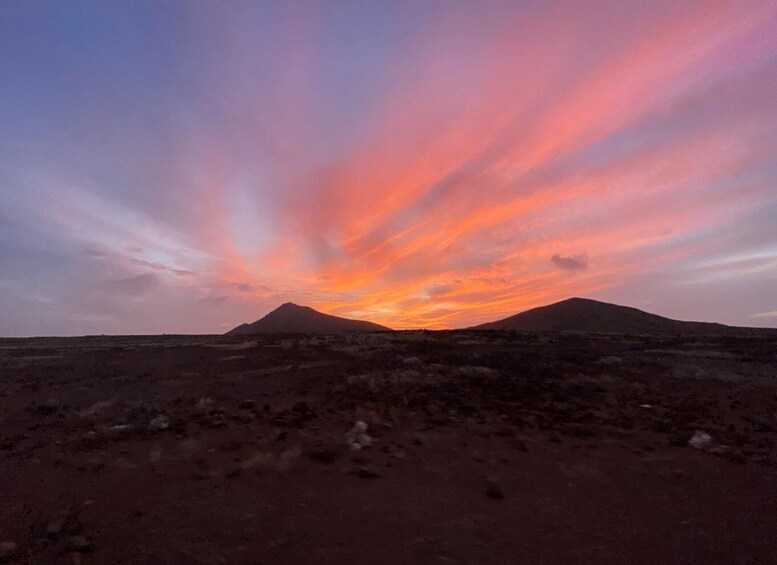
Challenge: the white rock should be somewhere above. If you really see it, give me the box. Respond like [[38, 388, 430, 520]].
[[346, 421, 372, 450], [149, 415, 170, 431], [356, 434, 372, 448], [196, 397, 216, 411], [688, 430, 713, 450]]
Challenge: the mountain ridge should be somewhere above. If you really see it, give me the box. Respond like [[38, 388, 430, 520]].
[[470, 297, 773, 336]]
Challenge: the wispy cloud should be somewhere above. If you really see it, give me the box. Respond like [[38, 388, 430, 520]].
[[99, 273, 160, 297], [551, 254, 589, 272], [750, 311, 777, 319]]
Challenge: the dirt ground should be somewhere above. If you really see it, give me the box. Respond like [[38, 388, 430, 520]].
[[1, 331, 776, 564]]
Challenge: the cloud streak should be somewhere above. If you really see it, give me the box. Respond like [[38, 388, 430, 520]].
[[750, 311, 777, 319], [551, 254, 589, 272], [100, 273, 160, 297]]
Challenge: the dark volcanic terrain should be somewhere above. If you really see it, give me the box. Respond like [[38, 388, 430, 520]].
[[1, 330, 776, 564]]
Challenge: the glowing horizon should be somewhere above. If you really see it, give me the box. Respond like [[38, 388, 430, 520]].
[[1, 1, 776, 336]]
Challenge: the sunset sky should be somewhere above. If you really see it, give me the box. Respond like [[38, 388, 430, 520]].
[[1, 1, 776, 335]]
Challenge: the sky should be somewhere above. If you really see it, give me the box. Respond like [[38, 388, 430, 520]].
[[1, 0, 776, 335]]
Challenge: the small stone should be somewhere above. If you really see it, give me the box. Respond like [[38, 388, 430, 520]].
[[196, 397, 217, 411], [346, 421, 373, 451], [148, 415, 170, 431], [105, 424, 134, 440], [204, 413, 227, 428], [234, 413, 255, 424], [485, 478, 504, 499], [69, 535, 94, 553], [356, 466, 380, 479], [36, 398, 61, 415], [0, 542, 18, 561], [238, 399, 256, 410], [688, 430, 712, 450], [46, 516, 67, 539]]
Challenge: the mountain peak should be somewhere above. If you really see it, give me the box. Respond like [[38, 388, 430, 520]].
[[226, 303, 390, 335], [470, 297, 756, 336], [559, 297, 600, 305]]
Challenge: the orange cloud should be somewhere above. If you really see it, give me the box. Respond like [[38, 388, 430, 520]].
[[10, 1, 775, 334]]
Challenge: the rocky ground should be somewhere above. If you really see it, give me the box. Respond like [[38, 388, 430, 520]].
[[1, 331, 776, 564]]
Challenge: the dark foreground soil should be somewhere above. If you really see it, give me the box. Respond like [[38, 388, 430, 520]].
[[1, 331, 776, 564]]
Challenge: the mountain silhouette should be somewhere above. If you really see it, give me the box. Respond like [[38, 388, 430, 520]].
[[471, 297, 771, 336], [226, 303, 391, 335]]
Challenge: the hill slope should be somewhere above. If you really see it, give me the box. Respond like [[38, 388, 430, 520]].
[[471, 297, 769, 336], [226, 303, 391, 335]]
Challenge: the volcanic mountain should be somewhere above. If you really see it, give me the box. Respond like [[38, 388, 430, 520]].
[[471, 297, 770, 336], [226, 303, 391, 335]]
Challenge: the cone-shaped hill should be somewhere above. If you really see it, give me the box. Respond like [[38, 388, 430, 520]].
[[471, 297, 772, 336], [226, 303, 391, 335]]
